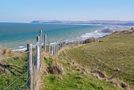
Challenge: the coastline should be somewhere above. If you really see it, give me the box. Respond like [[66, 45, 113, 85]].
[[0, 25, 133, 52], [49, 26, 133, 46]]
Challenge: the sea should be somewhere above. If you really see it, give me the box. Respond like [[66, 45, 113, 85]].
[[0, 22, 129, 51]]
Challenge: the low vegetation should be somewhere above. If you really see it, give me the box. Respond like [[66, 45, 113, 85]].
[[58, 29, 134, 90], [42, 55, 120, 90], [0, 50, 27, 90]]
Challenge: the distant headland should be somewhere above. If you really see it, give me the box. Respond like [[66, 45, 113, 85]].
[[31, 20, 134, 26]]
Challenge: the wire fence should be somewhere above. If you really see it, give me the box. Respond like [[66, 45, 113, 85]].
[[0, 30, 82, 90], [0, 30, 45, 90], [0, 52, 28, 90], [3, 71, 28, 90]]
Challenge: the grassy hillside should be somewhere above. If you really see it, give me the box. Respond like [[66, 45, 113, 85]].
[[0, 49, 27, 90], [42, 56, 120, 90], [58, 30, 134, 89]]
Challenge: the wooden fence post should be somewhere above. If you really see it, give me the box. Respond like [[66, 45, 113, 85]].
[[33, 36, 41, 90], [36, 36, 41, 71], [39, 30, 43, 44], [44, 34, 47, 52], [27, 44, 33, 90], [53, 44, 55, 56], [48, 44, 50, 54], [55, 43, 57, 54], [52, 45, 54, 55], [51, 45, 54, 56], [54, 44, 56, 55]]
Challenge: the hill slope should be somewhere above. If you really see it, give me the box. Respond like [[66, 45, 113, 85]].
[[58, 30, 134, 90], [42, 56, 120, 90]]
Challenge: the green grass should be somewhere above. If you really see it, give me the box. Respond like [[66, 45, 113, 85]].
[[58, 31, 134, 89], [43, 72, 119, 90], [42, 55, 120, 90], [0, 53, 27, 90]]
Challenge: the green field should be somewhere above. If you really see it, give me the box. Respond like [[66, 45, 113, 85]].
[[58, 30, 134, 89]]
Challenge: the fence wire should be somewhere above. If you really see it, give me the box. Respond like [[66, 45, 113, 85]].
[[3, 71, 28, 90], [0, 54, 28, 90]]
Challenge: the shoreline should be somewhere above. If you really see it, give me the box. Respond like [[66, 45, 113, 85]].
[[0, 25, 133, 52]]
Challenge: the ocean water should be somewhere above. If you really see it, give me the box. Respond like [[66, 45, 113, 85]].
[[0, 22, 127, 50]]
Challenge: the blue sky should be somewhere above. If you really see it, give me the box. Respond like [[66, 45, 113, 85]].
[[0, 0, 134, 22]]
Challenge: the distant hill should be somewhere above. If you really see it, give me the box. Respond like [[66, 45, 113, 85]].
[[31, 20, 134, 26], [31, 20, 63, 24]]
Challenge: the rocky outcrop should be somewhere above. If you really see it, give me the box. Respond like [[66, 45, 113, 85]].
[[83, 37, 96, 44], [112, 29, 134, 35]]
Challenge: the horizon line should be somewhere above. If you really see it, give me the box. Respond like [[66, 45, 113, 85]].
[[0, 19, 134, 23]]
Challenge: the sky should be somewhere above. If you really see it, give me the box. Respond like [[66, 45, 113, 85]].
[[0, 0, 134, 22]]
